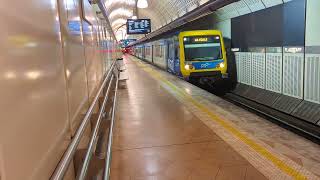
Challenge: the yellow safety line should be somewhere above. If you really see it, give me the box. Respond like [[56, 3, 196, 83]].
[[132, 58, 307, 180]]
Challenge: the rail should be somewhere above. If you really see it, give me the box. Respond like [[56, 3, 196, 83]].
[[51, 60, 120, 180], [104, 74, 119, 180]]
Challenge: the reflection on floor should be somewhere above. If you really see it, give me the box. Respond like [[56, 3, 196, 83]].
[[111, 56, 320, 180]]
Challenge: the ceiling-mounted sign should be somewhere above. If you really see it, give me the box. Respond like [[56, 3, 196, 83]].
[[127, 19, 151, 34]]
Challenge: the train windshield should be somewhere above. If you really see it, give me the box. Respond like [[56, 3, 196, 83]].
[[183, 35, 222, 61]]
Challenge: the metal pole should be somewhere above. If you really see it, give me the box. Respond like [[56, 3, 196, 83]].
[[51, 61, 116, 180], [103, 75, 119, 180], [77, 75, 114, 180]]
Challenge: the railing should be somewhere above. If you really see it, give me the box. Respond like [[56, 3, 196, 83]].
[[51, 60, 120, 180]]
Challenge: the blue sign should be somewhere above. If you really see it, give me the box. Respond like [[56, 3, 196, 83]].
[[127, 19, 151, 34], [68, 21, 81, 35], [120, 39, 136, 48], [192, 60, 224, 70]]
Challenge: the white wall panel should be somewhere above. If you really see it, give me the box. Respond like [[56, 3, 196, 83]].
[[238, 52, 252, 85], [283, 53, 304, 99], [304, 54, 320, 104], [235, 52, 241, 82], [215, 19, 231, 38], [251, 52, 266, 89], [266, 53, 283, 93], [216, 4, 240, 21], [305, 0, 320, 46]]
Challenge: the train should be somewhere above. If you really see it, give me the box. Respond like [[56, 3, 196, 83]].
[[129, 30, 230, 90]]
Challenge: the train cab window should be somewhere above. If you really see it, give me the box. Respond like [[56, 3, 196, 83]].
[[183, 35, 222, 61]]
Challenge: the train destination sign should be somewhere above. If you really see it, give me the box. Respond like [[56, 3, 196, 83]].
[[127, 19, 151, 34]]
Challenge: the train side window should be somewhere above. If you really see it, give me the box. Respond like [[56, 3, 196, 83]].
[[155, 46, 158, 57], [146, 47, 150, 56], [155, 45, 162, 58], [168, 43, 174, 59]]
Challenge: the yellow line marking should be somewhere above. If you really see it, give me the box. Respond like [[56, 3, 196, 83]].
[[131, 58, 307, 180]]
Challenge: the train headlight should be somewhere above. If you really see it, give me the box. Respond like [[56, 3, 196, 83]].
[[185, 64, 193, 70], [219, 63, 225, 68]]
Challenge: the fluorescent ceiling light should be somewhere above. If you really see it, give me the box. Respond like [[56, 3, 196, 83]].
[[105, 0, 135, 7], [137, 0, 148, 8], [109, 8, 133, 20]]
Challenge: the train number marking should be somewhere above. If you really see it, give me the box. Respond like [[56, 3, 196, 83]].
[[200, 63, 210, 68]]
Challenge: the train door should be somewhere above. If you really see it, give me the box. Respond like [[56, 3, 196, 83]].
[[165, 40, 170, 70], [167, 36, 181, 76], [173, 37, 181, 76], [161, 41, 168, 69]]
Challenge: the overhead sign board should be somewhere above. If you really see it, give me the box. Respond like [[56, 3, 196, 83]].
[[127, 19, 151, 34]]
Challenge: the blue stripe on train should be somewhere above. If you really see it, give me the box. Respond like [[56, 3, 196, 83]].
[[191, 60, 224, 70]]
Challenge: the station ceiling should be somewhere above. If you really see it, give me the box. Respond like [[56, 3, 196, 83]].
[[103, 0, 293, 40], [103, 0, 211, 39]]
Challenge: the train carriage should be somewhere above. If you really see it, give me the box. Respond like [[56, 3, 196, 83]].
[[179, 30, 228, 84], [131, 30, 228, 88]]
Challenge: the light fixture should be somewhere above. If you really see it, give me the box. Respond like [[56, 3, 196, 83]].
[[132, 15, 137, 19], [137, 0, 148, 8], [5, 71, 16, 79], [25, 71, 41, 80], [105, 0, 135, 7], [185, 64, 193, 70]]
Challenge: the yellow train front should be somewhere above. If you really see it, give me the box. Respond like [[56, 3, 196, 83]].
[[131, 29, 228, 90], [179, 30, 228, 86]]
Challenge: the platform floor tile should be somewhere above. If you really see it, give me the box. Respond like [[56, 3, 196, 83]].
[[110, 56, 320, 180]]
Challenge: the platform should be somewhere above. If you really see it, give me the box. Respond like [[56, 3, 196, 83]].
[[110, 55, 320, 180]]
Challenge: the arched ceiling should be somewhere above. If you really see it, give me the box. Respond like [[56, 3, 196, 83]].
[[104, 0, 294, 41], [104, 0, 211, 40]]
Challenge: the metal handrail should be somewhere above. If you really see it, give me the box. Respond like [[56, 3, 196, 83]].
[[51, 60, 117, 180], [77, 75, 114, 180], [104, 73, 119, 180]]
